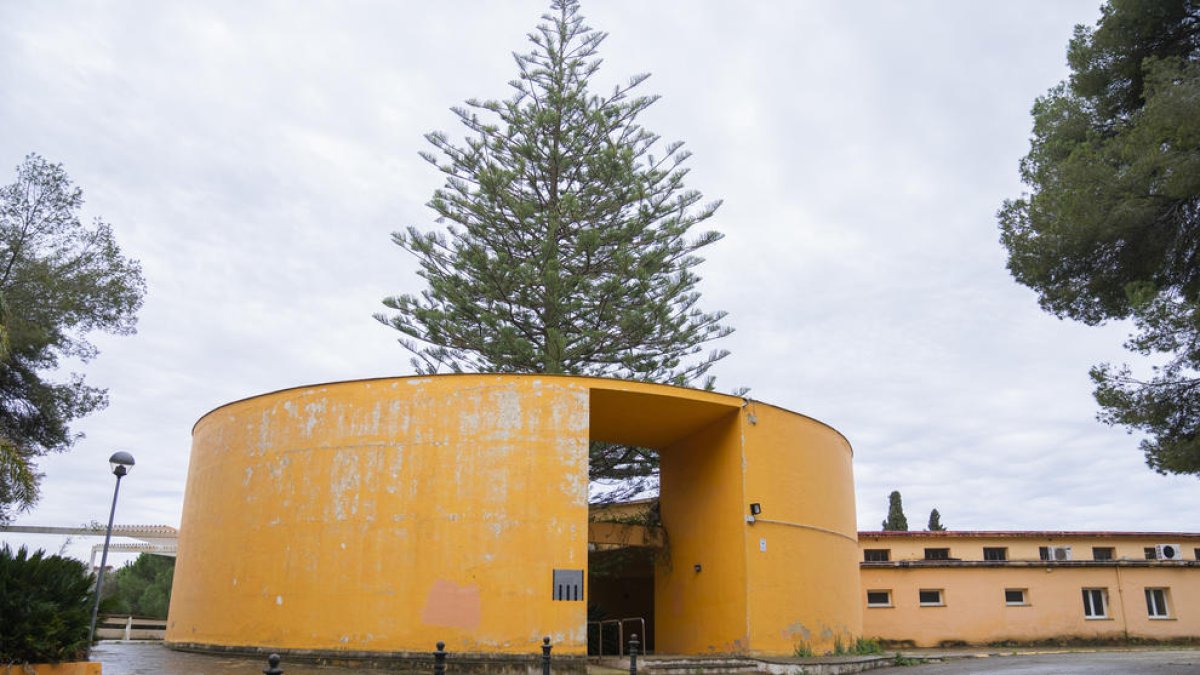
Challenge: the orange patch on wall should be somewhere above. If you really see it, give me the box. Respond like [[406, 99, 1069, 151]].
[[421, 579, 482, 629]]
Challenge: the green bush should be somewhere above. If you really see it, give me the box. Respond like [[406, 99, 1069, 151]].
[[0, 545, 93, 664], [104, 553, 174, 618]]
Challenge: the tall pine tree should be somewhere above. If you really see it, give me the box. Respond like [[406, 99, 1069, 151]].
[[927, 508, 945, 531], [377, 0, 729, 382], [881, 491, 908, 531], [377, 1, 731, 495], [999, 0, 1200, 475]]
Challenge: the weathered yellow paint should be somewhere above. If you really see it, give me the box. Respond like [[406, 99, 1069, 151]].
[[656, 409, 749, 654], [168, 374, 860, 658], [742, 403, 861, 655], [859, 532, 1200, 646], [169, 376, 591, 655]]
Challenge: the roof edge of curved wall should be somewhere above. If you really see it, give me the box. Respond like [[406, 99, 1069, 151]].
[[192, 373, 852, 451]]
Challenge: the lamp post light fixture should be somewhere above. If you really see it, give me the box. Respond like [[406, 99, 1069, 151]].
[[88, 451, 135, 643]]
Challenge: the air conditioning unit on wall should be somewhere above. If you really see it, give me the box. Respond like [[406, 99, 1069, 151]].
[[1048, 546, 1072, 561], [1155, 544, 1183, 560]]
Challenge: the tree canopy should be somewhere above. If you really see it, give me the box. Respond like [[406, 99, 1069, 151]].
[[102, 554, 174, 619], [927, 508, 946, 531], [376, 0, 729, 384], [0, 155, 146, 520], [881, 491, 908, 531], [998, 0, 1200, 475], [376, 1, 730, 495]]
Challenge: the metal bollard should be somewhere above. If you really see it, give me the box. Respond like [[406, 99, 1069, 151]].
[[541, 636, 552, 675], [262, 653, 283, 675], [628, 634, 639, 675], [434, 641, 447, 675]]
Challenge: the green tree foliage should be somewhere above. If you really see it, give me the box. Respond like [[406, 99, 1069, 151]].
[[927, 508, 946, 531], [998, 0, 1200, 475], [881, 491, 908, 531], [377, 0, 728, 380], [0, 545, 93, 663], [376, 1, 730, 494], [0, 155, 145, 521], [102, 554, 174, 619]]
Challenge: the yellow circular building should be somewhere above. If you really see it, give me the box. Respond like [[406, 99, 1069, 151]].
[[166, 374, 859, 661]]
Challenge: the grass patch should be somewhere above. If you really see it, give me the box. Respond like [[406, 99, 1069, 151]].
[[832, 637, 885, 656], [850, 638, 885, 655], [792, 642, 814, 658]]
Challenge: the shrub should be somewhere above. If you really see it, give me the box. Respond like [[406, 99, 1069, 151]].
[[0, 545, 93, 664], [104, 553, 174, 618]]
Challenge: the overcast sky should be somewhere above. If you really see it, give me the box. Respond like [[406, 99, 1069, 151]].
[[2, 1, 1195, 564]]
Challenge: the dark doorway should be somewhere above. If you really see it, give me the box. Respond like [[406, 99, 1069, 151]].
[[587, 546, 655, 654]]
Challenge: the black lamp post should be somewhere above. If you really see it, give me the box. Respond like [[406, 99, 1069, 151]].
[[88, 451, 135, 643]]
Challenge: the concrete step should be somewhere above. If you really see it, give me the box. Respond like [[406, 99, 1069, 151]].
[[590, 654, 898, 675]]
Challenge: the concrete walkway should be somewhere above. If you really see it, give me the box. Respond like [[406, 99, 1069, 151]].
[[89, 642, 1200, 675], [91, 642, 404, 675], [886, 648, 1200, 674]]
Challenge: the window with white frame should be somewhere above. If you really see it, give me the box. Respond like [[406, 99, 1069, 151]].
[[919, 589, 944, 606], [1145, 588, 1169, 618], [866, 590, 892, 607], [1082, 588, 1108, 618], [1004, 588, 1028, 606]]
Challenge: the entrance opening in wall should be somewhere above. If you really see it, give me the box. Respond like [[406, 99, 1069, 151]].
[[586, 495, 662, 655], [586, 385, 743, 657], [587, 542, 656, 654]]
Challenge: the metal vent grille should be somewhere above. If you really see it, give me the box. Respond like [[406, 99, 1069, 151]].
[[552, 569, 583, 601]]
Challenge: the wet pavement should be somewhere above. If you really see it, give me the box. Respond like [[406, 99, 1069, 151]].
[[91, 642, 408, 675], [91, 642, 1200, 675]]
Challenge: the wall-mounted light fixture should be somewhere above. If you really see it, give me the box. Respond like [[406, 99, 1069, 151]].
[[746, 502, 762, 524]]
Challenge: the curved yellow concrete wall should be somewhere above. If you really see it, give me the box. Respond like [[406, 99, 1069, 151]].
[[167, 374, 859, 657], [652, 398, 860, 655], [168, 375, 591, 655]]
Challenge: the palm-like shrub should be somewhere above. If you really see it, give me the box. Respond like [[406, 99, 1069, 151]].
[[0, 545, 93, 664]]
